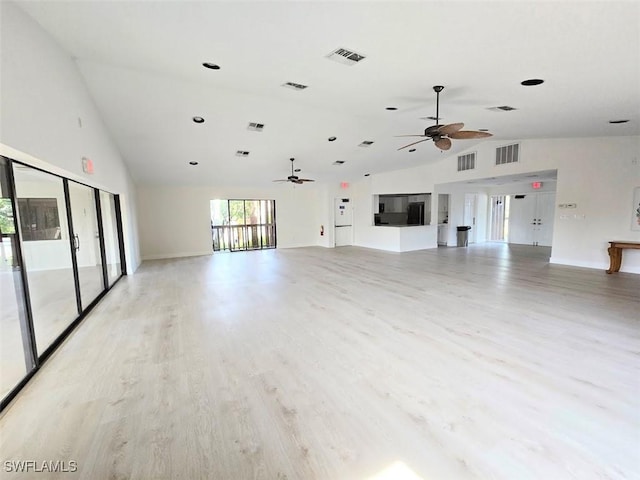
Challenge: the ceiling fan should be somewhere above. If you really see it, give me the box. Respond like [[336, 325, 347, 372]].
[[396, 85, 492, 151], [273, 158, 315, 184]]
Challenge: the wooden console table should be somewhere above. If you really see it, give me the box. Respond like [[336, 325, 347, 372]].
[[607, 241, 640, 273]]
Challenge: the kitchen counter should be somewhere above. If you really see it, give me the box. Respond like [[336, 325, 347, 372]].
[[369, 224, 437, 252]]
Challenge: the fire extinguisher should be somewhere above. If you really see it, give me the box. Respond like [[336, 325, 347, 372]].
[[320, 225, 324, 236]]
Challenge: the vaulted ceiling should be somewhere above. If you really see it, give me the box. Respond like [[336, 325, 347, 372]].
[[15, 1, 640, 187]]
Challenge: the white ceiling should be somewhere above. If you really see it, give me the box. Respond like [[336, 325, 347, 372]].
[[15, 1, 640, 187]]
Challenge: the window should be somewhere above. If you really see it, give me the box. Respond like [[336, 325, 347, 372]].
[[17, 198, 61, 241]]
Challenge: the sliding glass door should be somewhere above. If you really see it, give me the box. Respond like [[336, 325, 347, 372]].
[[100, 191, 122, 286], [0, 159, 35, 400], [211, 199, 276, 252], [68, 181, 104, 309], [1, 157, 126, 411], [13, 164, 78, 354]]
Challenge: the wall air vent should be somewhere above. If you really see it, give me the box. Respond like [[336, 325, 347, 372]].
[[488, 105, 518, 112], [333, 160, 345, 165], [282, 82, 308, 90], [359, 140, 374, 147], [326, 47, 366, 66], [457, 152, 476, 172], [496, 143, 520, 165], [247, 122, 265, 132], [235, 150, 250, 157]]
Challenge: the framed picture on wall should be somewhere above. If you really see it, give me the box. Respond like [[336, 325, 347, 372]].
[[633, 187, 640, 231]]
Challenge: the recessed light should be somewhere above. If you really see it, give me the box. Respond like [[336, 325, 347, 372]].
[[333, 160, 345, 165], [328, 136, 337, 142], [364, 173, 370, 177], [409, 149, 416, 152], [193, 116, 205, 123], [202, 62, 221, 70], [189, 161, 199, 166], [386, 107, 398, 111], [521, 79, 544, 86], [359, 140, 374, 147], [294, 169, 301, 172], [609, 119, 630, 124]]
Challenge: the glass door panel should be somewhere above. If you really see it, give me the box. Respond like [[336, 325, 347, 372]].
[[12, 164, 77, 354], [229, 200, 246, 251], [0, 159, 34, 399], [68, 182, 104, 309], [99, 191, 121, 286]]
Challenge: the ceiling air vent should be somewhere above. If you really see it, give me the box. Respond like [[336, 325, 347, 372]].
[[282, 82, 308, 90], [359, 140, 374, 147], [457, 152, 476, 172], [235, 150, 250, 157], [247, 122, 265, 132], [326, 47, 366, 66], [333, 160, 345, 165], [488, 105, 518, 112], [496, 143, 520, 165]]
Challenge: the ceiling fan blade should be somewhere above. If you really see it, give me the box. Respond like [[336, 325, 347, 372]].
[[298, 178, 315, 182], [437, 122, 464, 135], [434, 137, 452, 150], [394, 134, 428, 138], [397, 138, 429, 150], [273, 179, 288, 182], [448, 131, 493, 139]]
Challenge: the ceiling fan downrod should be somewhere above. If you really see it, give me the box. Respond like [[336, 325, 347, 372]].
[[433, 85, 444, 126]]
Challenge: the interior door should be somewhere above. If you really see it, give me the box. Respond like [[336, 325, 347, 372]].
[[534, 193, 556, 246], [463, 194, 477, 244], [334, 198, 353, 246], [508, 194, 536, 245]]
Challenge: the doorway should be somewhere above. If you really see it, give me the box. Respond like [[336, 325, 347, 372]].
[[489, 195, 510, 241], [334, 198, 353, 247], [463, 194, 477, 244], [210, 199, 276, 252], [508, 193, 555, 246]]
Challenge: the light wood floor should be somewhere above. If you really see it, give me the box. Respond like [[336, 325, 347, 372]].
[[1, 244, 639, 479]]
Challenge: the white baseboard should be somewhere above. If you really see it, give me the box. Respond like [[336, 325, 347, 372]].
[[141, 251, 212, 261], [550, 256, 640, 274]]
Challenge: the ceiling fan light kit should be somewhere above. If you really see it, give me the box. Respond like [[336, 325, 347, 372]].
[[396, 85, 493, 151]]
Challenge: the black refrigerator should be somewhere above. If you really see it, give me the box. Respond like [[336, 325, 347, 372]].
[[407, 202, 424, 225]]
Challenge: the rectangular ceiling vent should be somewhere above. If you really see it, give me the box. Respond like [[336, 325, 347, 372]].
[[247, 122, 264, 132], [326, 47, 366, 66], [235, 150, 250, 157], [359, 140, 374, 147], [488, 105, 518, 112], [496, 143, 520, 165], [457, 152, 476, 172], [333, 160, 345, 165], [282, 82, 308, 90]]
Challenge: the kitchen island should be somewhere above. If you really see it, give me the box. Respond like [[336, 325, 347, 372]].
[[370, 224, 437, 252]]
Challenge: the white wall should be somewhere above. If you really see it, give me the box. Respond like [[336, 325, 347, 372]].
[[351, 136, 640, 273], [0, 2, 140, 273], [137, 184, 320, 260]]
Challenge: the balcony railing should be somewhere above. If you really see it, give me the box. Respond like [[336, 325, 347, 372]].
[[212, 224, 276, 252]]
